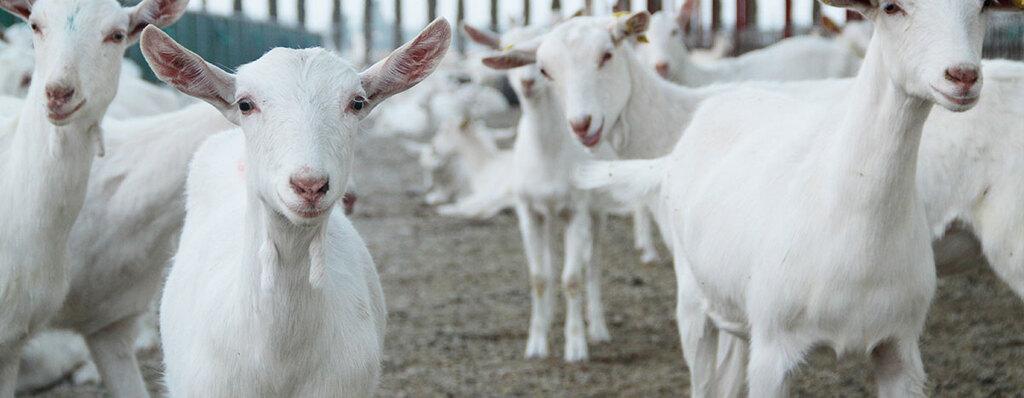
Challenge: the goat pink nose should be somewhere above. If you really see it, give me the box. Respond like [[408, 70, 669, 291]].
[[521, 79, 535, 91], [945, 66, 979, 90], [655, 62, 670, 78], [289, 176, 329, 204], [45, 84, 75, 107], [569, 116, 592, 136]]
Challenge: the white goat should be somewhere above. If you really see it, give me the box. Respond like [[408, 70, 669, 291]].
[[471, 24, 621, 362], [576, 2, 1001, 395], [16, 103, 233, 397], [429, 85, 516, 219], [636, 10, 861, 86], [142, 19, 450, 395], [0, 0, 187, 396]]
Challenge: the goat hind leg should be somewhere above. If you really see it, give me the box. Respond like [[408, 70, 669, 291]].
[[586, 213, 610, 343], [85, 316, 149, 398], [562, 209, 594, 362]]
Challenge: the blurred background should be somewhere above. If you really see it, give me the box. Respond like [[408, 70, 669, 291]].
[[0, 0, 1020, 81]]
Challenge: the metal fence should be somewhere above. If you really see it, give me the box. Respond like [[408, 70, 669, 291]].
[[0, 11, 322, 82]]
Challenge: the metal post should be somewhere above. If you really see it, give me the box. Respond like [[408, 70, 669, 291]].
[[428, 0, 437, 22], [393, 0, 403, 49], [647, 0, 662, 12], [711, 0, 721, 32], [297, 0, 307, 27], [523, 0, 530, 25], [613, 0, 630, 12], [490, 0, 499, 31], [811, 0, 821, 26], [268, 0, 278, 21], [364, 0, 373, 63], [233, 0, 242, 13], [332, 0, 342, 49], [456, 0, 466, 54]]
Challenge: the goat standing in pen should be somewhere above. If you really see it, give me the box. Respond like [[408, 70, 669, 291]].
[[143, 17, 451, 396]]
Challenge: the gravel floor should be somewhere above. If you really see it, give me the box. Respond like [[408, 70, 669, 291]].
[[26, 134, 1024, 397]]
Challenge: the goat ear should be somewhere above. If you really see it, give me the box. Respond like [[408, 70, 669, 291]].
[[0, 0, 33, 21], [140, 26, 239, 124], [989, 0, 1024, 10], [676, 0, 696, 31], [359, 18, 451, 114], [820, 16, 843, 36], [612, 11, 650, 45], [127, 0, 189, 43], [481, 50, 536, 70], [462, 24, 501, 50]]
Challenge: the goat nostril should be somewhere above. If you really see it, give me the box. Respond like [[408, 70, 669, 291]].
[[521, 79, 534, 90], [570, 116, 592, 134], [655, 63, 670, 76], [290, 176, 329, 202], [45, 85, 75, 104], [945, 67, 979, 86]]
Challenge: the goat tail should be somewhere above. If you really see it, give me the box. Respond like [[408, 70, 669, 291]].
[[573, 158, 666, 205]]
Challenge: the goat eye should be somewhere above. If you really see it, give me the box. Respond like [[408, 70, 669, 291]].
[[599, 52, 613, 67], [982, 0, 997, 8], [349, 96, 366, 112], [881, 2, 903, 15], [30, 23, 40, 34], [540, 68, 552, 80], [105, 31, 126, 44], [237, 99, 256, 114]]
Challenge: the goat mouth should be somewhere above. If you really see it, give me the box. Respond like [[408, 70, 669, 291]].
[[931, 85, 978, 107], [578, 121, 604, 148], [47, 100, 85, 123]]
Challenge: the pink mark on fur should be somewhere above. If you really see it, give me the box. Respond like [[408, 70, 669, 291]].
[[236, 161, 246, 177]]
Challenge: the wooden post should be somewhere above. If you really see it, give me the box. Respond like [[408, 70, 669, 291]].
[[268, 0, 278, 20], [332, 0, 343, 49], [711, 0, 721, 32], [364, 0, 373, 63], [490, 0, 499, 31], [811, 0, 821, 26], [584, 0, 593, 15], [393, 0, 403, 49], [552, 0, 562, 16], [613, 0, 630, 12], [736, 0, 746, 31], [523, 0, 530, 25], [233, 0, 242, 13], [297, 0, 307, 27], [647, 0, 662, 12], [456, 0, 466, 54], [783, 0, 792, 37], [428, 0, 437, 22]]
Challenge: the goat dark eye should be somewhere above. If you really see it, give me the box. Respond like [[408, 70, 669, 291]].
[[30, 23, 40, 34], [540, 68, 552, 80], [238, 99, 256, 114], [105, 31, 126, 43], [882, 2, 903, 15], [982, 0, 997, 8], [350, 96, 366, 112], [600, 52, 613, 67]]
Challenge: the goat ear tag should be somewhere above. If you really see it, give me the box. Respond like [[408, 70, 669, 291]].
[[1015, 0, 1024, 9], [503, 44, 514, 52], [636, 35, 649, 43], [613, 11, 630, 18]]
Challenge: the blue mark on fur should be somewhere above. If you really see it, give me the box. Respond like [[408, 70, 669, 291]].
[[66, 6, 81, 32]]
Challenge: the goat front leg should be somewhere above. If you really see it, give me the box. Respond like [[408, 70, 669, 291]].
[[515, 203, 555, 359], [586, 213, 610, 343], [85, 316, 149, 398], [563, 208, 594, 362], [871, 338, 927, 398], [633, 206, 660, 264]]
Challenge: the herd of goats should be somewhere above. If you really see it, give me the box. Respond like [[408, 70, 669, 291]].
[[0, 0, 1022, 396]]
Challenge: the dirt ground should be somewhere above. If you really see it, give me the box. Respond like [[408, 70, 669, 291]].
[[28, 135, 1024, 397]]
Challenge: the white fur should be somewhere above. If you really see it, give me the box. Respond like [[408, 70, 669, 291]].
[[145, 19, 451, 396], [577, 2, 994, 395], [636, 10, 861, 86], [0, 0, 186, 396]]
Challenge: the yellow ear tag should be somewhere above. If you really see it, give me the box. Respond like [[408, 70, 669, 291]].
[[503, 44, 514, 52], [1014, 0, 1024, 8], [636, 35, 649, 43], [613, 11, 630, 18]]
